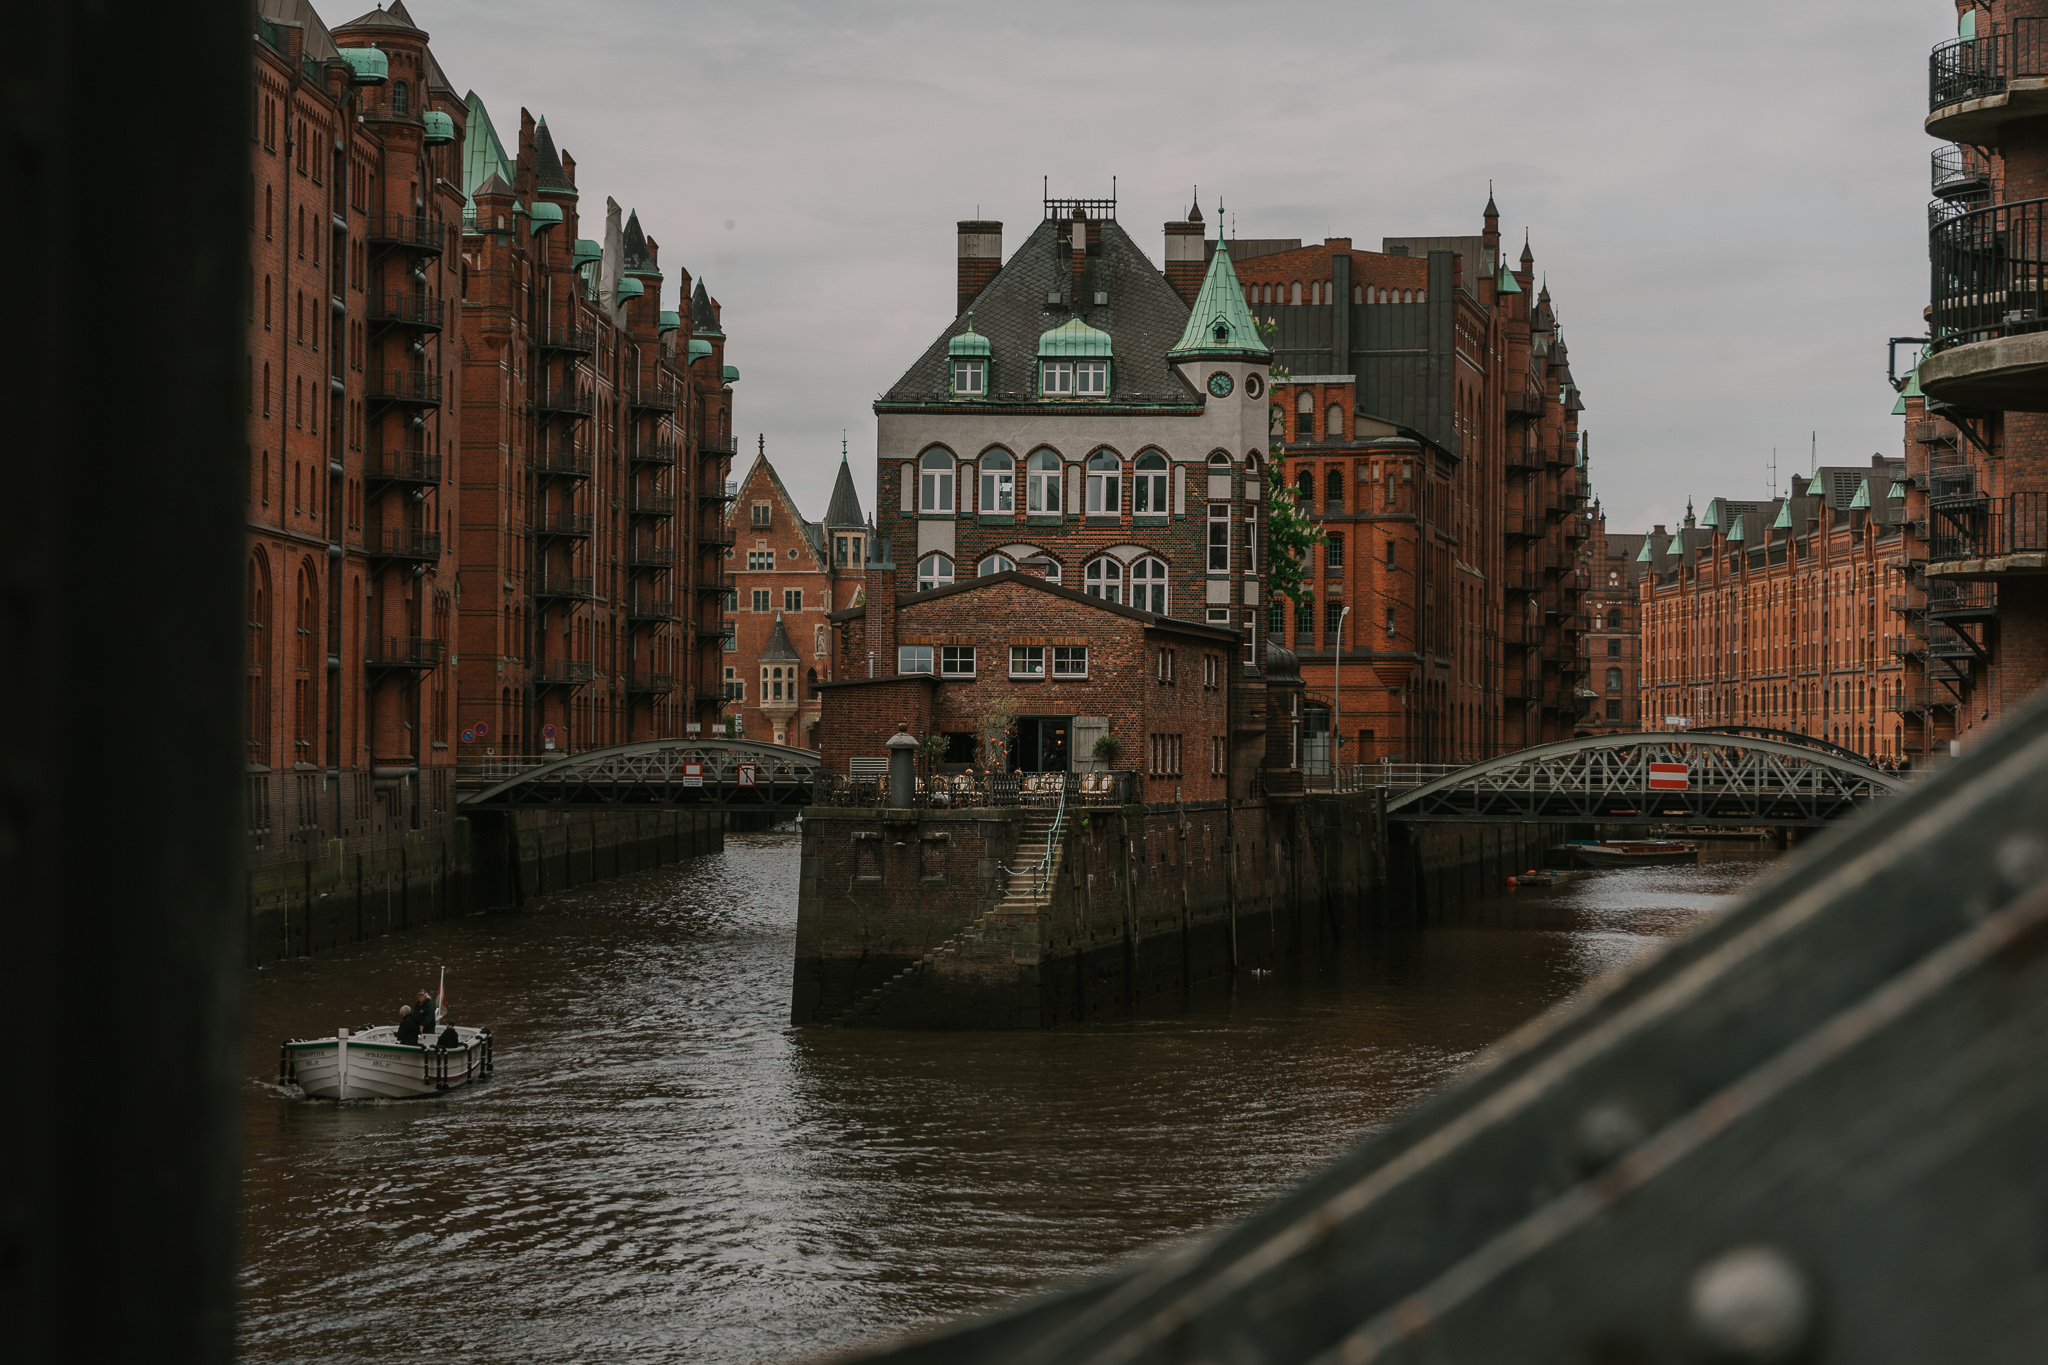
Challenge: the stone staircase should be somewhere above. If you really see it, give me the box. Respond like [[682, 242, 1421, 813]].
[[829, 808, 1069, 1028]]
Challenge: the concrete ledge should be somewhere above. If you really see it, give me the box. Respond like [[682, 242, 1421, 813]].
[[1918, 331, 2048, 414], [1928, 552, 2048, 581], [1925, 77, 2048, 144]]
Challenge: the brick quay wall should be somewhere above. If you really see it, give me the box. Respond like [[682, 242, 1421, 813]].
[[244, 777, 723, 966], [792, 794, 1562, 1030]]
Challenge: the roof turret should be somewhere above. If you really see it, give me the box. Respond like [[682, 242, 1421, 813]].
[[532, 117, 575, 196], [621, 210, 660, 279], [824, 448, 866, 528], [1165, 243, 1269, 363], [1727, 514, 1746, 544], [759, 613, 799, 663], [690, 280, 723, 338]]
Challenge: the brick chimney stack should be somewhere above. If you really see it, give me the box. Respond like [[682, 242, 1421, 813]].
[[1069, 207, 1088, 305], [864, 543, 899, 673], [957, 220, 1002, 316], [1164, 197, 1206, 306]]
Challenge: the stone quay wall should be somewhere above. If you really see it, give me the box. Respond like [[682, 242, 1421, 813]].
[[792, 793, 1561, 1029]]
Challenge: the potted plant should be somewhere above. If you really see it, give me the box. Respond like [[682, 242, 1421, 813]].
[[1092, 733, 1122, 765]]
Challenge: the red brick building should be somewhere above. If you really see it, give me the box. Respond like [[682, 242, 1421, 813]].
[[721, 444, 867, 745], [822, 570, 1239, 802], [1253, 195, 1601, 765], [1581, 504, 1646, 736]]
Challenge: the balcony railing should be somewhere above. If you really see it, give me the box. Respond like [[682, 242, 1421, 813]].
[[534, 658, 595, 687], [628, 543, 674, 569], [533, 449, 593, 480], [532, 512, 593, 539], [695, 572, 735, 597], [363, 527, 442, 562], [1911, 418, 1958, 447], [365, 635, 442, 670], [1501, 617, 1539, 647], [533, 574, 594, 600], [366, 214, 446, 253], [625, 671, 676, 694], [1932, 144, 1997, 202], [627, 595, 678, 621], [535, 386, 594, 417], [1929, 23, 2048, 112], [629, 384, 679, 413], [1889, 633, 1928, 658], [1505, 388, 1544, 417], [365, 369, 442, 406], [1904, 686, 1962, 710], [1930, 194, 2048, 353], [369, 291, 443, 330], [365, 445, 441, 485], [699, 436, 738, 460], [698, 527, 736, 549], [537, 325, 596, 354], [1930, 491, 2048, 560], [1929, 622, 1979, 658], [1929, 583, 1997, 616], [1504, 511, 1544, 540], [629, 437, 677, 466], [629, 493, 675, 518]]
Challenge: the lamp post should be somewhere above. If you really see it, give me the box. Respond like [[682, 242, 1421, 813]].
[[1333, 604, 1350, 785]]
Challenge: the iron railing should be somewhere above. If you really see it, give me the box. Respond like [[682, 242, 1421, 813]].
[[629, 437, 677, 465], [700, 436, 738, 459], [533, 449, 593, 479], [533, 658, 595, 686], [1929, 194, 2048, 352], [1929, 622, 1979, 658], [626, 595, 677, 621], [1929, 491, 2048, 559], [532, 574, 594, 600], [368, 291, 443, 329], [625, 671, 674, 694], [816, 769, 1143, 811], [365, 369, 442, 405], [536, 325, 595, 354], [997, 778, 1069, 899], [1929, 22, 2048, 111], [531, 511, 593, 538], [1928, 582, 1997, 615], [1932, 143, 1997, 201], [365, 445, 440, 484], [629, 493, 675, 517], [627, 543, 674, 568], [366, 214, 446, 253], [363, 527, 442, 561], [629, 384, 679, 413], [535, 385, 594, 416], [365, 635, 441, 669], [1303, 762, 1464, 794]]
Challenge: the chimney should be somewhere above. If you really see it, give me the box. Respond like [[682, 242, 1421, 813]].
[[957, 220, 1002, 315], [864, 542, 899, 672], [1017, 556, 1055, 580], [1069, 207, 1088, 306], [1164, 200, 1205, 306]]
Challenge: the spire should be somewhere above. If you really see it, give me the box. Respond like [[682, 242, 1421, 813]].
[[1520, 232, 1534, 271], [824, 447, 866, 528], [531, 117, 573, 195], [1187, 186, 1202, 223], [1167, 242, 1269, 363], [621, 209, 659, 278], [759, 612, 799, 663], [690, 279, 722, 338], [1483, 181, 1498, 222]]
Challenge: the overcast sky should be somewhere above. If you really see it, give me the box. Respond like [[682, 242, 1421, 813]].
[[417, 0, 1952, 535]]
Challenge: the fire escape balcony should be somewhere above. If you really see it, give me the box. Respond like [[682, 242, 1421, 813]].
[[1904, 686, 1962, 711], [700, 436, 738, 463], [532, 512, 593, 540], [628, 492, 675, 519], [536, 325, 596, 355], [698, 527, 736, 551], [696, 573, 734, 599], [1501, 617, 1540, 649], [629, 437, 677, 466], [363, 527, 442, 564], [1932, 144, 1996, 205], [366, 214, 446, 255], [700, 484, 736, 509], [629, 384, 679, 414], [1929, 622, 1983, 659], [534, 658, 595, 689], [535, 385, 594, 418], [532, 448, 593, 480], [365, 369, 442, 410], [1505, 387, 1544, 419], [365, 444, 441, 486], [1928, 583, 1998, 618], [1920, 193, 2048, 411], [626, 670, 676, 695], [1927, 25, 2048, 142], [368, 291, 443, 332], [1504, 511, 1545, 540], [1504, 449, 1542, 475], [627, 594, 678, 622], [365, 635, 442, 671], [628, 542, 675, 570], [533, 574, 594, 601]]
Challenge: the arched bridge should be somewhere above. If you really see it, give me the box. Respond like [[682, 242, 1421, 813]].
[[1385, 731, 1908, 827], [458, 738, 823, 813]]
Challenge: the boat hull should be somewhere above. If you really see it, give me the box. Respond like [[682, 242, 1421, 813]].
[[1560, 841, 1700, 869], [283, 1025, 493, 1100]]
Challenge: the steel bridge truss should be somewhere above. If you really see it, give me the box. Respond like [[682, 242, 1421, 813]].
[[458, 738, 823, 812], [1385, 731, 1906, 827]]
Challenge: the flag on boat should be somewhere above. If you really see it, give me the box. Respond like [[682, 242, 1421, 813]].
[[437, 967, 447, 1018], [1648, 762, 1689, 791]]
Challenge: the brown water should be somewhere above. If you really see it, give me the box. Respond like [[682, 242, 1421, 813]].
[[238, 832, 1777, 1364]]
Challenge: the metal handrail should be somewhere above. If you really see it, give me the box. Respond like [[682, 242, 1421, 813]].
[[1929, 193, 2048, 352], [997, 774, 1069, 901]]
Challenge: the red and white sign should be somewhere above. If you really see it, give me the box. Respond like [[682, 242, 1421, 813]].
[[1648, 762, 1690, 791], [736, 762, 758, 788], [681, 761, 705, 788]]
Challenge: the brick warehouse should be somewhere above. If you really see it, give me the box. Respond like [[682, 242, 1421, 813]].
[[243, 0, 732, 952], [720, 442, 868, 745], [1249, 194, 1609, 765]]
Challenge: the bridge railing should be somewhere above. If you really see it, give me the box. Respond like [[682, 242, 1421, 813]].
[[813, 770, 1143, 810], [1305, 762, 1464, 793]]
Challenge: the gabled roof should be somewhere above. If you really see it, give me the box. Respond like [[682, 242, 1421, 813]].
[[828, 570, 1240, 642], [256, 0, 340, 60], [1167, 242, 1269, 363], [691, 280, 723, 338], [880, 216, 1198, 407], [461, 92, 514, 223], [824, 455, 865, 528], [727, 448, 831, 568]]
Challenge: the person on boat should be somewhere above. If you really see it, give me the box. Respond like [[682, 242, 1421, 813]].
[[413, 988, 436, 1031], [395, 1004, 422, 1046]]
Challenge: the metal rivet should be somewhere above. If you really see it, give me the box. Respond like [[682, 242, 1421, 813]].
[[1571, 1101, 1647, 1176], [1687, 1244, 1814, 1362]]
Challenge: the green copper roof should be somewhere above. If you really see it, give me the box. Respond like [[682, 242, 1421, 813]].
[[1038, 316, 1113, 358], [1849, 478, 1870, 509], [460, 92, 515, 228], [687, 338, 713, 362], [658, 310, 681, 334], [1893, 359, 1924, 415], [527, 200, 563, 233], [947, 318, 992, 358], [1888, 480, 1909, 499], [572, 238, 602, 270], [1636, 540, 1653, 562], [723, 365, 740, 383], [1701, 498, 1721, 530], [1726, 514, 1746, 544], [1497, 264, 1522, 295], [420, 110, 455, 144], [338, 47, 388, 84], [1773, 501, 1792, 529], [1167, 244, 1270, 362], [616, 277, 645, 303]]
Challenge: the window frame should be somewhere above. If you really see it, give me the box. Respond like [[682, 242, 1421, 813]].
[[918, 448, 955, 514], [977, 553, 1015, 577], [939, 645, 976, 677], [1133, 451, 1168, 516], [979, 450, 1015, 513], [951, 357, 986, 396], [1130, 555, 1169, 614], [1083, 556, 1124, 604], [1084, 450, 1121, 514], [1009, 644, 1045, 678], [1052, 645, 1089, 678], [1208, 505, 1231, 572], [1026, 450, 1062, 513], [916, 552, 954, 592], [897, 644, 935, 675], [1040, 360, 1075, 396], [750, 588, 770, 612]]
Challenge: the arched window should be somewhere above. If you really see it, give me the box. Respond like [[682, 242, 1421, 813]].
[[1327, 404, 1344, 439], [979, 449, 1014, 514], [1310, 282, 1320, 305], [1325, 467, 1344, 511], [978, 553, 1015, 576], [1084, 556, 1124, 604], [1133, 451, 1168, 515], [246, 553, 271, 766], [1297, 390, 1313, 416], [1352, 285, 1362, 304], [1026, 449, 1061, 513], [917, 552, 954, 591], [918, 448, 954, 513], [1130, 556, 1168, 614], [1296, 467, 1313, 501], [1290, 281, 1302, 305], [1085, 449, 1122, 514]]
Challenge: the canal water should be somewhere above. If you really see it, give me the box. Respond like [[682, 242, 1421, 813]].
[[238, 833, 1778, 1364]]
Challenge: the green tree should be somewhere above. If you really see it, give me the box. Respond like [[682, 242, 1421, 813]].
[[1265, 477, 1323, 615]]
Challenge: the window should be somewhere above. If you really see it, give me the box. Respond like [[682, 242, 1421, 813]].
[[1326, 533, 1344, 569], [1026, 450, 1061, 512], [918, 448, 954, 513], [1243, 508, 1258, 572], [898, 645, 935, 674], [722, 627, 737, 651], [917, 553, 954, 590], [761, 665, 796, 702], [978, 553, 1015, 576], [1327, 404, 1344, 439], [784, 589, 802, 612], [1134, 451, 1168, 515], [1130, 556, 1169, 614], [1385, 539, 1397, 566], [1297, 390, 1313, 416], [1208, 505, 1231, 572], [1148, 734, 1183, 775], [1010, 645, 1045, 677], [1384, 606, 1397, 636], [722, 668, 744, 701], [1606, 668, 1623, 693], [1607, 608, 1623, 628], [723, 589, 738, 612], [952, 357, 985, 396], [1076, 360, 1107, 395], [940, 645, 975, 676], [1212, 736, 1226, 774], [834, 535, 851, 565], [1606, 699, 1623, 721], [751, 589, 770, 612], [747, 550, 773, 570], [1085, 450, 1121, 513], [979, 450, 1015, 513], [1084, 557, 1123, 604], [1156, 648, 1176, 682], [751, 503, 771, 526], [1608, 637, 1622, 658], [1326, 601, 1345, 637], [392, 80, 408, 115], [1203, 653, 1221, 688], [1242, 610, 1258, 665], [1053, 645, 1088, 677], [1326, 468, 1344, 510], [1041, 361, 1074, 395]]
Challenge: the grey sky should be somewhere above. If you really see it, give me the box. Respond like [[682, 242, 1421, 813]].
[[420, 0, 1952, 534]]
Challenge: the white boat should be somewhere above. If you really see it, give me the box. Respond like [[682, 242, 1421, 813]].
[[280, 1023, 494, 1100]]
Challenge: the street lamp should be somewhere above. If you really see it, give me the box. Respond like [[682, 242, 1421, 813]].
[[1333, 604, 1351, 784]]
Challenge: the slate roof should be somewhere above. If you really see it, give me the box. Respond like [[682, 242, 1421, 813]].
[[824, 456, 865, 528], [622, 210, 659, 278], [257, 0, 340, 60], [879, 217, 1199, 408], [339, 5, 414, 31], [532, 118, 573, 194], [759, 614, 800, 663], [691, 280, 723, 338]]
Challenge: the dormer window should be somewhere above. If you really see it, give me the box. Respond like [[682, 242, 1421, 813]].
[[952, 357, 985, 395], [1036, 318, 1112, 399]]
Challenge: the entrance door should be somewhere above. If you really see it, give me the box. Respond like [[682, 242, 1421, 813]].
[[1009, 716, 1072, 773]]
